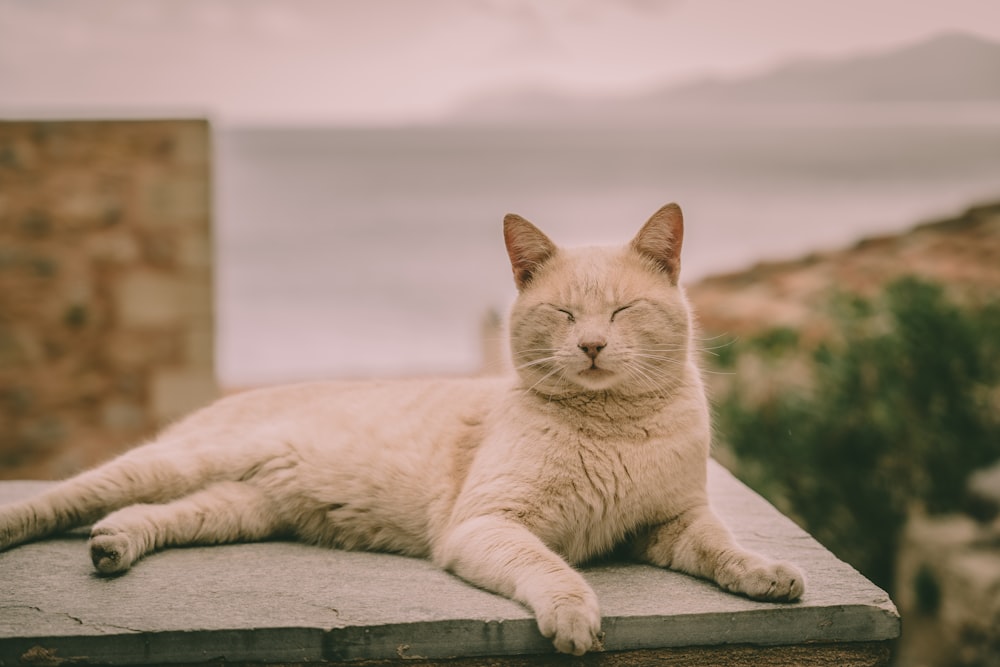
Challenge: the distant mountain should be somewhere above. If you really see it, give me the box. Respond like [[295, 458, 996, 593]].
[[656, 32, 1000, 104], [455, 32, 1000, 123]]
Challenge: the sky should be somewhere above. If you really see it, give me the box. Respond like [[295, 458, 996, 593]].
[[2, 0, 1000, 124]]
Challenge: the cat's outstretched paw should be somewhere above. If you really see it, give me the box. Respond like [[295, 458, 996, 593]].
[[727, 560, 805, 602], [536, 594, 603, 656], [89, 528, 139, 575]]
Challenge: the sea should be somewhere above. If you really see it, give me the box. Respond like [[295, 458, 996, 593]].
[[213, 105, 1000, 387]]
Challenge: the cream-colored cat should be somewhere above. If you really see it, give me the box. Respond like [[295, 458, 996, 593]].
[[0, 204, 803, 655]]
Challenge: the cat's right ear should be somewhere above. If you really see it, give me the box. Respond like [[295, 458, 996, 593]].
[[631, 203, 684, 285], [503, 214, 557, 291]]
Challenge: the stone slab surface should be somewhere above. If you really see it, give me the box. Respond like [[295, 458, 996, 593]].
[[0, 462, 899, 664]]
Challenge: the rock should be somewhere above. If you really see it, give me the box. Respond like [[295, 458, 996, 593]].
[[967, 460, 1000, 521]]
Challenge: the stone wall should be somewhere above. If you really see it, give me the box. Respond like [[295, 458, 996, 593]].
[[0, 120, 216, 480]]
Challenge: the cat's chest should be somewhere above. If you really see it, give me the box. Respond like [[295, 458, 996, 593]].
[[511, 424, 690, 558], [460, 396, 708, 560], [530, 435, 669, 562], [485, 408, 693, 504], [555, 428, 674, 510]]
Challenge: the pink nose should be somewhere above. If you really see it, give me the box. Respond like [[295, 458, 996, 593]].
[[578, 341, 606, 360]]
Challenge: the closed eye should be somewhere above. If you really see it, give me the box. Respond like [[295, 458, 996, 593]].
[[556, 308, 576, 323], [611, 303, 635, 321]]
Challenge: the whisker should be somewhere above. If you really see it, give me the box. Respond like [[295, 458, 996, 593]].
[[548, 368, 571, 404], [523, 364, 565, 395], [626, 365, 677, 400], [631, 354, 687, 367], [693, 332, 734, 343], [510, 348, 560, 359], [622, 364, 665, 398], [514, 356, 559, 371], [695, 341, 738, 356]]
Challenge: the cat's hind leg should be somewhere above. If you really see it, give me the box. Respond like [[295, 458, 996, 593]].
[[1, 435, 291, 552], [89, 481, 284, 575], [635, 505, 805, 602]]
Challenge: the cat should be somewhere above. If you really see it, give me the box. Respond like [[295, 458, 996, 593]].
[[0, 204, 804, 656]]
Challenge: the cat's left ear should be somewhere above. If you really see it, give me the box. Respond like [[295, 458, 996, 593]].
[[631, 203, 684, 285], [504, 213, 558, 291]]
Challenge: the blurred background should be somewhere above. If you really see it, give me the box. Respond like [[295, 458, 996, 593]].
[[1, 1, 999, 665]]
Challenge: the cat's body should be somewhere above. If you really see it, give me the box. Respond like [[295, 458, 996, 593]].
[[0, 205, 804, 655]]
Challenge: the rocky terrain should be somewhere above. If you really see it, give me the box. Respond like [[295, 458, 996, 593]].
[[688, 201, 1000, 342]]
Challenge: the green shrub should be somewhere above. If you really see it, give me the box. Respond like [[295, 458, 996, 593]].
[[750, 326, 801, 356], [715, 278, 1000, 591]]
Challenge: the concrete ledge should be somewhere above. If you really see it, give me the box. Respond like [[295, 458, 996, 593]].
[[0, 462, 899, 665]]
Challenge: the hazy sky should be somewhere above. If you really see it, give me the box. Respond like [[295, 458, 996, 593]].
[[2, 0, 1000, 124]]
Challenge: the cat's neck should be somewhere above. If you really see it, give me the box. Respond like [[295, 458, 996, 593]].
[[520, 381, 686, 421], [515, 388, 665, 442]]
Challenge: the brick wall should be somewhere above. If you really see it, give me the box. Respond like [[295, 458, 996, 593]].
[[0, 120, 217, 479]]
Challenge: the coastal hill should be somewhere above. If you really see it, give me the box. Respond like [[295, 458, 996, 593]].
[[687, 201, 1000, 341], [654, 31, 1000, 105], [457, 31, 1000, 123]]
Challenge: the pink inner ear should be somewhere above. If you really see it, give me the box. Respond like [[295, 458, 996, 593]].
[[504, 214, 557, 289], [632, 203, 683, 284]]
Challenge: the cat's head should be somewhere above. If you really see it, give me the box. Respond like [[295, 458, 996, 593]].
[[504, 204, 693, 397]]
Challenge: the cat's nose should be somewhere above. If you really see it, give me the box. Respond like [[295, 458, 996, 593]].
[[578, 341, 606, 360]]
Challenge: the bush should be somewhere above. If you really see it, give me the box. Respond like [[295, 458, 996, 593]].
[[715, 278, 1000, 591]]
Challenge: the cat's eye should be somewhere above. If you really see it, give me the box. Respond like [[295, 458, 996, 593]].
[[611, 305, 632, 322], [556, 308, 575, 323]]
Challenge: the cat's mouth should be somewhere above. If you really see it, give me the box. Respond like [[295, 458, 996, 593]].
[[580, 365, 610, 375]]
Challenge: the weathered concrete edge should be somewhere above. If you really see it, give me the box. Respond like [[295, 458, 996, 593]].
[[2, 642, 896, 667], [316, 642, 895, 667], [0, 601, 901, 666], [0, 628, 325, 667], [325, 604, 901, 662], [603, 604, 900, 650]]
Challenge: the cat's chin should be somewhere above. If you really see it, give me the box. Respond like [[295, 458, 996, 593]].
[[573, 368, 619, 391]]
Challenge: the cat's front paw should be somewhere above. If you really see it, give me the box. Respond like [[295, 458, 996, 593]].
[[89, 528, 139, 575], [727, 560, 805, 602], [535, 594, 603, 656]]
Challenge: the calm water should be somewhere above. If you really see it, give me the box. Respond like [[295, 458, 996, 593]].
[[214, 109, 1000, 385]]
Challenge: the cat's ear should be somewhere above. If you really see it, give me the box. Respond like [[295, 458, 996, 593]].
[[631, 203, 684, 285], [504, 213, 558, 291]]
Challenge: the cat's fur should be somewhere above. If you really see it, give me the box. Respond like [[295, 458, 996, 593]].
[[0, 204, 804, 655]]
